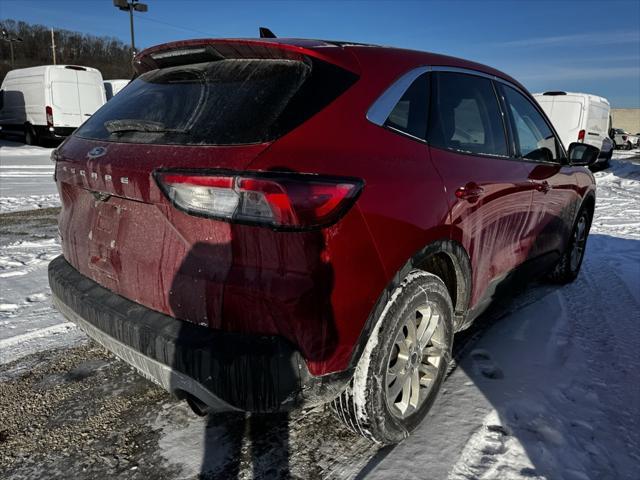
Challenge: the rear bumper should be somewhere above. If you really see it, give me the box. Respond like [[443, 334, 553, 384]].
[[37, 126, 75, 140], [48, 255, 351, 412]]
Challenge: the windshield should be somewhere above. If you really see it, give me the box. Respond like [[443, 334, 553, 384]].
[[75, 58, 331, 145]]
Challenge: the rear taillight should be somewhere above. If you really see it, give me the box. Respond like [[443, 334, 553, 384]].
[[46, 106, 53, 127], [155, 170, 364, 230], [578, 129, 585, 142]]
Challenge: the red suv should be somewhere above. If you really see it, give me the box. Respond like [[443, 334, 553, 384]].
[[49, 38, 598, 444]]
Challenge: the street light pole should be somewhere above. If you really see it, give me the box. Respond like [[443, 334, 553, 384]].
[[113, 0, 148, 60], [1, 28, 23, 68], [129, 5, 135, 55]]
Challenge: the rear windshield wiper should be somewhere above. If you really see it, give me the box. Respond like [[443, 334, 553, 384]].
[[104, 119, 188, 135]]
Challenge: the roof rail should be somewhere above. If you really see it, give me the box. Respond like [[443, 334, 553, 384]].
[[543, 91, 567, 96]]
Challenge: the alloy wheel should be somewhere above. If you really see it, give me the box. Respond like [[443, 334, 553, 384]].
[[570, 214, 588, 272], [385, 303, 446, 419]]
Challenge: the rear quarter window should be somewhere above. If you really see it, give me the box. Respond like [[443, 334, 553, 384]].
[[75, 57, 357, 145], [384, 73, 429, 140]]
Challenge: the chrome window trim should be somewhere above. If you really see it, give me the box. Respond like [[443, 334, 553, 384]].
[[366, 66, 431, 126], [366, 65, 532, 128], [366, 64, 568, 162]]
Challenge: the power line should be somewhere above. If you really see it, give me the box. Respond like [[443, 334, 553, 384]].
[[136, 15, 217, 37]]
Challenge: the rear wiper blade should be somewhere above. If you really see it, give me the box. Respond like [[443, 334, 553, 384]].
[[104, 119, 188, 134]]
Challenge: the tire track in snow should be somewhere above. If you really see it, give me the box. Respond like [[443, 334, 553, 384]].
[[558, 247, 640, 473]]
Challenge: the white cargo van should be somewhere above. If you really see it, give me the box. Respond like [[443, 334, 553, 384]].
[[533, 91, 614, 166], [104, 79, 130, 100], [0, 65, 106, 145]]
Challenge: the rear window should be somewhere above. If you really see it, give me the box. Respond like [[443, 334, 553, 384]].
[[74, 57, 357, 145], [549, 101, 582, 130]]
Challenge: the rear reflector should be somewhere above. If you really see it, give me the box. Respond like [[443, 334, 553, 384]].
[[155, 170, 364, 230], [578, 129, 585, 142], [46, 106, 53, 127]]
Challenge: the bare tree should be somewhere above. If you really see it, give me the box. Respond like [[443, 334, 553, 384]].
[[0, 19, 133, 82]]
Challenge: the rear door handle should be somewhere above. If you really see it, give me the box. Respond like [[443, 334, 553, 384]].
[[533, 180, 551, 193], [455, 182, 485, 203]]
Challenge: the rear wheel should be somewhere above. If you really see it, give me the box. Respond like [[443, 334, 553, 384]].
[[331, 270, 453, 444], [24, 125, 38, 146], [548, 207, 592, 284], [625, 141, 632, 150]]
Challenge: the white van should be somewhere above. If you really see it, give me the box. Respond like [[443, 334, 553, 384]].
[[533, 91, 614, 165], [0, 65, 106, 145], [104, 79, 130, 101]]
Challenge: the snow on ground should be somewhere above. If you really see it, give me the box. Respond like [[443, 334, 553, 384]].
[[0, 139, 58, 212], [0, 140, 639, 478]]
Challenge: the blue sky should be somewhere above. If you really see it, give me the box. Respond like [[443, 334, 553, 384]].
[[2, 0, 639, 107]]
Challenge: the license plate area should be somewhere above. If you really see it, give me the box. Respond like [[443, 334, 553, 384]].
[[88, 200, 121, 288]]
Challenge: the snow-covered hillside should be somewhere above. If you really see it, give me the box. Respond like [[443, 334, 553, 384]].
[[0, 140, 638, 479]]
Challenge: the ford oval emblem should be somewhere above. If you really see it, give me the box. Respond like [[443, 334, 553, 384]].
[[87, 146, 107, 159]]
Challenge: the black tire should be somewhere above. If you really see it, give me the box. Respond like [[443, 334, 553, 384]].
[[331, 270, 454, 444], [24, 125, 38, 146], [547, 207, 592, 284], [625, 141, 632, 151], [599, 149, 612, 170]]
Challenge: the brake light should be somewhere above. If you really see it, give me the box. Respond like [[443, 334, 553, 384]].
[[155, 171, 364, 230], [46, 106, 53, 127], [578, 129, 585, 142]]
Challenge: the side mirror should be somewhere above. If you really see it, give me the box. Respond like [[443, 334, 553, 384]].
[[568, 142, 600, 166]]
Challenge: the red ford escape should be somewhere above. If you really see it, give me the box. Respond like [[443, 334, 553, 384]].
[[49, 37, 598, 444]]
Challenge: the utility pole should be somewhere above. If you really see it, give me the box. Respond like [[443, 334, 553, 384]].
[[113, 0, 148, 60], [1, 28, 23, 68], [51, 28, 57, 65]]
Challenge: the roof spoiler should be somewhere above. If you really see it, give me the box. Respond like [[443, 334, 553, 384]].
[[134, 39, 360, 75]]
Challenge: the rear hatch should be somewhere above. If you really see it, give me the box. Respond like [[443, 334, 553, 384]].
[[50, 67, 83, 128], [55, 39, 359, 329]]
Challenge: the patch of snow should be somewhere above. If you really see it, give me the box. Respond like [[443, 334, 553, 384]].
[[0, 139, 58, 206]]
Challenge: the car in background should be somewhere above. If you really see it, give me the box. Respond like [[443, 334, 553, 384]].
[[104, 79, 130, 100], [0, 65, 106, 145], [534, 91, 613, 167], [49, 37, 599, 444], [611, 128, 639, 150]]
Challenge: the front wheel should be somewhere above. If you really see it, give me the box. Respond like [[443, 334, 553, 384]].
[[548, 207, 592, 284], [625, 141, 632, 150], [332, 270, 453, 444], [602, 148, 613, 168]]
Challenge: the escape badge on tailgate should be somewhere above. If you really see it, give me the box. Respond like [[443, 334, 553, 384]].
[[87, 146, 107, 159]]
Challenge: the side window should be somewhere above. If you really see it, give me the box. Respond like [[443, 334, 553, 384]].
[[428, 72, 507, 157], [384, 73, 429, 140], [503, 86, 561, 162], [0, 90, 3, 110]]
